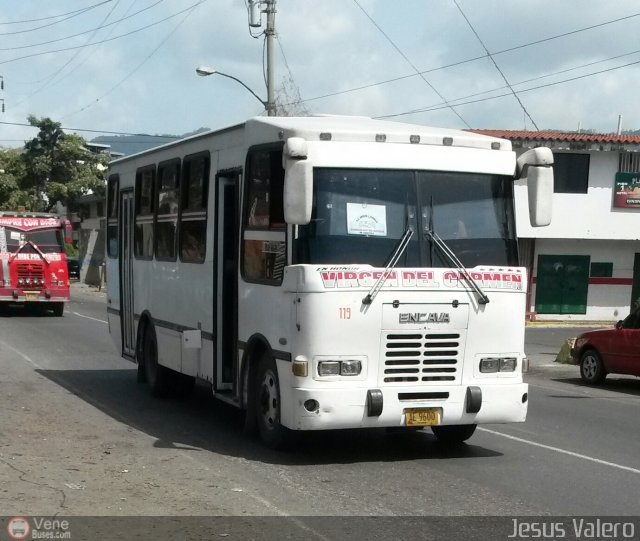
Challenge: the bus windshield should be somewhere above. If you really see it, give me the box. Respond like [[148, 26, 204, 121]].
[[2, 228, 64, 254], [293, 168, 518, 268]]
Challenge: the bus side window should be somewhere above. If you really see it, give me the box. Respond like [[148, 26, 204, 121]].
[[107, 174, 119, 258], [180, 152, 210, 264], [134, 166, 155, 260], [156, 159, 180, 261], [242, 145, 286, 283]]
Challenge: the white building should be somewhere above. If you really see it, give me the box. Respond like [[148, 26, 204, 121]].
[[475, 130, 640, 322]]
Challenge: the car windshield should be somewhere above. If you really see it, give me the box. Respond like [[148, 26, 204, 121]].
[[621, 306, 640, 329], [293, 167, 517, 268], [1, 227, 64, 254]]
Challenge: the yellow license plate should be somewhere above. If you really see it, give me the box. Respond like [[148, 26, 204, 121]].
[[404, 408, 441, 427], [25, 292, 39, 301]]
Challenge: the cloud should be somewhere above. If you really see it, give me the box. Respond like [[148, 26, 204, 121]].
[[1, 0, 640, 141]]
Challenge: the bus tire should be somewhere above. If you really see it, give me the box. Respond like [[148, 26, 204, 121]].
[[255, 353, 290, 449], [172, 373, 195, 399], [51, 303, 64, 317], [431, 424, 477, 445], [143, 324, 170, 398]]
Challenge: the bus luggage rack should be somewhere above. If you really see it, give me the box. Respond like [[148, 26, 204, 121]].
[[16, 263, 45, 290], [383, 332, 461, 384]]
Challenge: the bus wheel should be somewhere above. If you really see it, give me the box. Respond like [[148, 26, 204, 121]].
[[255, 353, 289, 449], [172, 373, 195, 399], [51, 303, 64, 317], [143, 325, 170, 397], [431, 424, 477, 445]]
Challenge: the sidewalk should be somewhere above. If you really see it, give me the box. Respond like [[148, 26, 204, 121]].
[[526, 320, 612, 327], [69, 280, 107, 302]]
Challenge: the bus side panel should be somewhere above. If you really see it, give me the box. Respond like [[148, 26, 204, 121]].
[[106, 257, 122, 355], [156, 326, 181, 372]]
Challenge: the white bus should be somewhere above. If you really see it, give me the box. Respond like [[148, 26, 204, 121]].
[[106, 115, 553, 448]]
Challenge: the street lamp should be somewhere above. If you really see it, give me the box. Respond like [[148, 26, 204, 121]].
[[195, 66, 275, 116]]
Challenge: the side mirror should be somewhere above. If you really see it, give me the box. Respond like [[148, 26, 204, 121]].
[[525, 166, 553, 226], [517, 147, 554, 227], [283, 159, 312, 225]]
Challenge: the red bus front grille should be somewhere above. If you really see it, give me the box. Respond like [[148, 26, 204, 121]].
[[16, 263, 45, 290]]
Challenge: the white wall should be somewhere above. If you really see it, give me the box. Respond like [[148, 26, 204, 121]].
[[515, 150, 640, 240], [530, 238, 638, 321]]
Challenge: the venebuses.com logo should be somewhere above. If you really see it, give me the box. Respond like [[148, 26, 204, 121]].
[[6, 517, 30, 540], [6, 517, 71, 540]]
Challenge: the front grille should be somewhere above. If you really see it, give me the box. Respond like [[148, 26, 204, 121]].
[[383, 332, 461, 384], [16, 263, 45, 290]]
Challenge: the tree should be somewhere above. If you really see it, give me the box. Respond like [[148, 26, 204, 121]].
[[0, 148, 30, 209], [20, 115, 109, 212]]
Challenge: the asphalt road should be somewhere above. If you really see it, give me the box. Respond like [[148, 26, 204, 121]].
[[1, 286, 639, 536]]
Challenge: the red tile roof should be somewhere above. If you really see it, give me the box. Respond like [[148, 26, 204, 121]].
[[469, 129, 640, 145]]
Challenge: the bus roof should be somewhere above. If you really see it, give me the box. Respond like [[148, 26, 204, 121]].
[[109, 115, 511, 166]]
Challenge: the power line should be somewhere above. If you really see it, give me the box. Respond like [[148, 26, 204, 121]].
[[0, 0, 207, 67], [0, 1, 113, 26], [376, 56, 640, 119], [0, 120, 179, 138], [352, 0, 471, 128], [14, 0, 124, 108], [0, 2, 114, 36], [453, 0, 539, 130], [0, 0, 165, 50], [424, 49, 640, 113], [61, 4, 201, 120], [292, 9, 640, 106]]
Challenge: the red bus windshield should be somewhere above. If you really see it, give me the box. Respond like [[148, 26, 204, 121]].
[[1, 227, 64, 254]]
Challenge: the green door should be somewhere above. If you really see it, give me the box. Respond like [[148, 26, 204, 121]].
[[631, 253, 640, 308], [535, 255, 590, 314]]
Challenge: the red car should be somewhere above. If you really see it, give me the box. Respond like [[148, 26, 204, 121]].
[[571, 306, 640, 384]]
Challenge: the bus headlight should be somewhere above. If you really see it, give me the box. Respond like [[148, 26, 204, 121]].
[[317, 360, 362, 377], [500, 358, 517, 372], [340, 360, 362, 376], [317, 361, 341, 376], [479, 358, 499, 373], [480, 357, 517, 373]]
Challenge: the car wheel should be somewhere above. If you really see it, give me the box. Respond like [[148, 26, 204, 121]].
[[580, 349, 606, 384], [144, 324, 170, 397], [431, 424, 477, 445], [255, 353, 290, 449]]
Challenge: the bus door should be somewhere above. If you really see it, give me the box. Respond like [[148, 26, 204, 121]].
[[215, 171, 240, 392], [120, 189, 136, 358]]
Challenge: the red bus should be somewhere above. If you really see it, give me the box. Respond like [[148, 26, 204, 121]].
[[0, 212, 71, 316]]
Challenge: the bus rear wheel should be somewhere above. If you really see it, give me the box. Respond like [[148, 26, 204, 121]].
[[255, 353, 290, 449], [431, 424, 477, 445], [51, 302, 64, 317], [143, 325, 170, 397]]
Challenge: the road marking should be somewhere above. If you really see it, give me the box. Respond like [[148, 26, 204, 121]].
[[72, 311, 108, 324], [478, 427, 640, 475], [180, 454, 331, 541], [0, 339, 44, 369]]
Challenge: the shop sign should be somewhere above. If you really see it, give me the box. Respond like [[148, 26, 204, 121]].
[[614, 172, 640, 208]]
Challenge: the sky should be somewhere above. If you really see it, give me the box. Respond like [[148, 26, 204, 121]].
[[1, 0, 640, 146]]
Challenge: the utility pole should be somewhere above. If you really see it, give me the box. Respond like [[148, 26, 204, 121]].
[[265, 0, 276, 116], [248, 1, 276, 116]]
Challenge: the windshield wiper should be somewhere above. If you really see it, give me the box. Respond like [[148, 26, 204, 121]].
[[362, 227, 414, 306], [424, 228, 490, 305], [9, 240, 50, 266]]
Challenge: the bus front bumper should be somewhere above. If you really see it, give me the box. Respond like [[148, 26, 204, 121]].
[[0, 288, 69, 303], [284, 382, 528, 431]]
